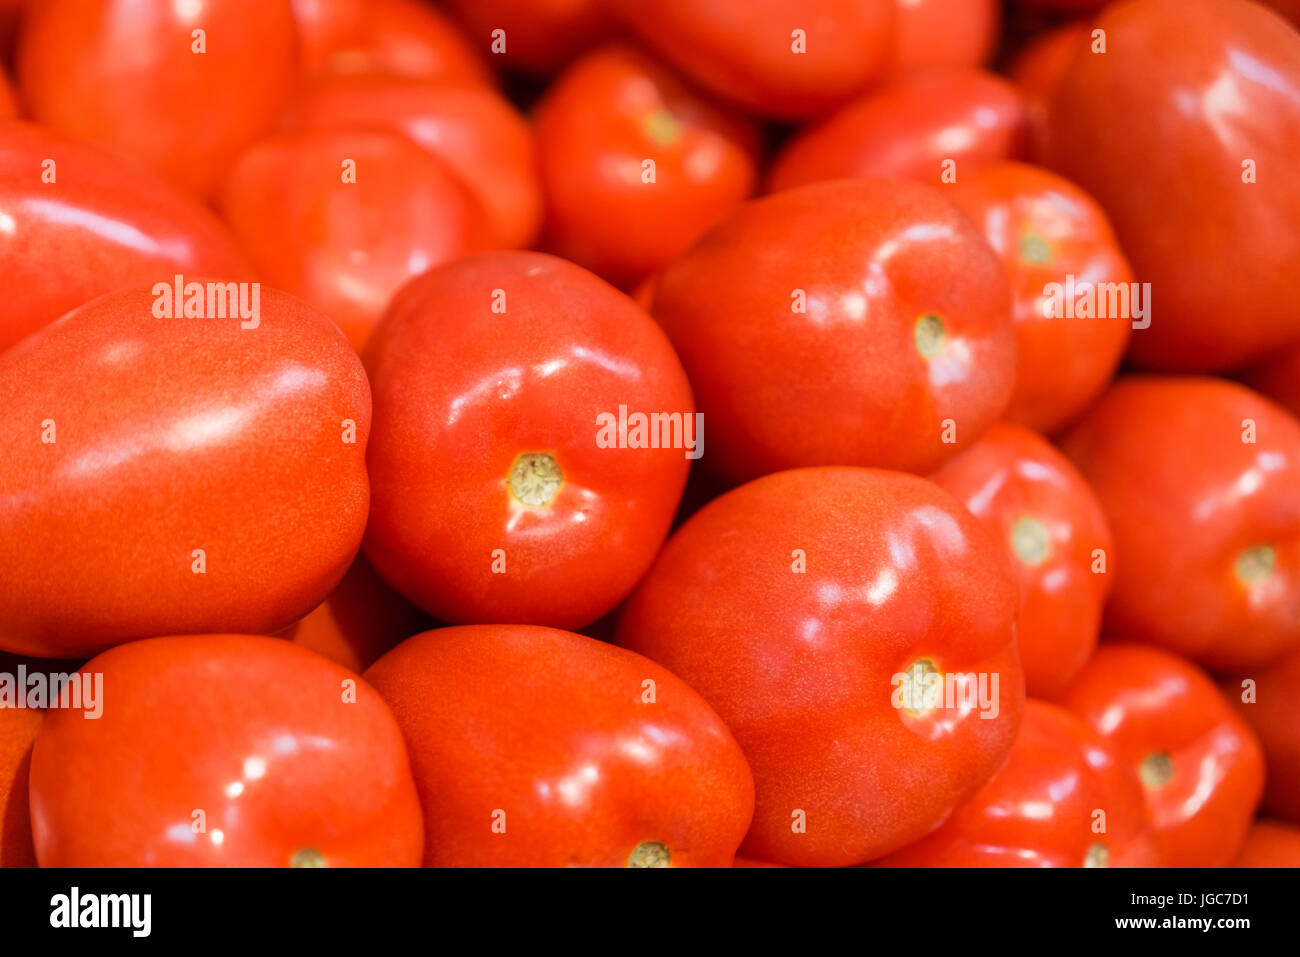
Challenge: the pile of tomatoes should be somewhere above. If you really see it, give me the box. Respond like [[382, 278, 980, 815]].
[[1, 0, 1299, 870]]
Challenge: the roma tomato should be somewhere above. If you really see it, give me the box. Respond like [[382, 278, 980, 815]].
[[886, 0, 1000, 74], [1043, 0, 1300, 370], [946, 161, 1133, 434], [616, 467, 1024, 867], [650, 179, 1015, 482], [1243, 342, 1300, 421], [17, 0, 298, 197], [1061, 644, 1265, 867], [932, 423, 1113, 699], [29, 635, 423, 866], [363, 251, 693, 630], [1063, 376, 1300, 672], [1224, 648, 1300, 823], [217, 127, 486, 352], [1008, 22, 1090, 161], [0, 283, 371, 659], [364, 625, 755, 867], [444, 0, 616, 75], [875, 701, 1158, 867], [0, 684, 40, 867], [1230, 820, 1300, 867], [767, 68, 1030, 192], [0, 122, 253, 354], [534, 43, 761, 290]]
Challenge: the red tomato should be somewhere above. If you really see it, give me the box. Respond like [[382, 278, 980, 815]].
[[650, 179, 1015, 483], [17, 0, 298, 197], [0, 122, 254, 354], [932, 423, 1113, 699], [0, 683, 40, 867], [363, 251, 693, 630], [616, 467, 1024, 867], [767, 68, 1031, 192], [732, 856, 784, 868], [603, 0, 893, 119], [1062, 376, 1300, 673], [29, 635, 423, 866], [886, 0, 1000, 75], [1266, 0, 1300, 24], [1008, 22, 1090, 161], [1224, 649, 1300, 823], [364, 624, 755, 867], [534, 43, 761, 290], [1243, 342, 1300, 421], [946, 161, 1133, 434], [875, 701, 1159, 867], [0, 283, 371, 659], [217, 127, 486, 352], [0, 65, 16, 119], [1018, 0, 1106, 9], [444, 0, 617, 74], [1229, 820, 1300, 867], [1043, 0, 1300, 370], [1060, 644, 1265, 867]]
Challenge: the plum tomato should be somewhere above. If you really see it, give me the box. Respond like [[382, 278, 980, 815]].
[[886, 0, 1000, 75], [0, 690, 40, 867], [1223, 648, 1300, 824], [444, 0, 617, 75], [1229, 820, 1300, 867]]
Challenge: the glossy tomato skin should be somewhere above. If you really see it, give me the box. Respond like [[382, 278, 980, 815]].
[[1044, 0, 1300, 370], [534, 43, 761, 290], [0, 284, 371, 659], [363, 251, 693, 630], [1063, 377, 1300, 672], [0, 122, 254, 354], [364, 625, 755, 867], [886, 0, 999, 74], [0, 684, 40, 867], [651, 179, 1015, 483], [1224, 649, 1300, 823], [767, 68, 1030, 192], [1229, 820, 1300, 867], [616, 467, 1024, 867], [947, 161, 1133, 434], [17, 0, 298, 197], [29, 635, 423, 867], [445, 0, 616, 75], [1244, 342, 1300, 421], [1008, 22, 1090, 161], [1061, 643, 1265, 867]]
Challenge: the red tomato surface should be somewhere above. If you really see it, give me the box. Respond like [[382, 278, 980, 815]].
[[616, 467, 1024, 867], [1061, 643, 1265, 867], [217, 127, 487, 352], [1008, 21, 1090, 161], [1224, 649, 1300, 823], [0, 66, 16, 119], [1267, 0, 1300, 23], [1018, 0, 1106, 9], [732, 856, 784, 868], [0, 689, 40, 868], [445, 0, 617, 74], [1244, 342, 1300, 421], [534, 43, 761, 290], [1063, 376, 1300, 673], [364, 624, 755, 867], [0, 122, 254, 354], [1043, 0, 1300, 370], [363, 251, 693, 630], [947, 161, 1132, 434], [0, 283, 371, 659], [650, 179, 1015, 483], [17, 0, 299, 197], [29, 635, 423, 866], [886, 0, 1000, 74], [1229, 820, 1300, 867], [767, 68, 1030, 192]]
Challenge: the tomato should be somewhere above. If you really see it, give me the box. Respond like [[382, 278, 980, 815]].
[[217, 127, 486, 352], [650, 179, 1015, 483], [1229, 820, 1300, 867], [732, 856, 784, 868], [364, 624, 755, 867], [0, 66, 16, 119], [875, 701, 1158, 867], [1243, 342, 1300, 421], [1018, 0, 1106, 9], [363, 251, 693, 630], [946, 161, 1133, 435], [534, 43, 761, 290], [1266, 0, 1300, 24], [1224, 648, 1300, 823], [886, 0, 1000, 74], [767, 68, 1030, 192], [29, 635, 422, 866], [1008, 22, 1090, 162], [289, 75, 542, 250], [603, 0, 893, 119], [0, 283, 371, 659], [1062, 644, 1264, 867], [1062, 376, 1300, 673], [1043, 0, 1300, 370], [444, 0, 616, 75], [17, 0, 298, 197], [931, 423, 1113, 699], [0, 676, 40, 867], [616, 466, 1024, 867], [0, 122, 254, 354]]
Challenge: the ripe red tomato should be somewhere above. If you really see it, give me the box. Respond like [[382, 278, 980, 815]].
[[1224, 648, 1300, 823], [946, 161, 1133, 435], [1266, 0, 1300, 24], [1043, 0, 1300, 370], [767, 68, 1030, 192], [732, 856, 784, 868], [17, 0, 298, 197], [1244, 342, 1300, 421], [29, 635, 423, 866], [650, 179, 1015, 483], [0, 122, 254, 354], [1008, 22, 1090, 161], [0, 66, 16, 119], [217, 127, 487, 351], [875, 701, 1158, 867], [534, 43, 761, 290], [616, 467, 1024, 867], [364, 625, 755, 867], [1061, 643, 1265, 867], [1018, 0, 1106, 9], [444, 0, 616, 75], [1229, 820, 1300, 867], [0, 283, 371, 659], [363, 251, 693, 630], [1062, 376, 1300, 673], [0, 685, 40, 867], [886, 0, 1000, 74]]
